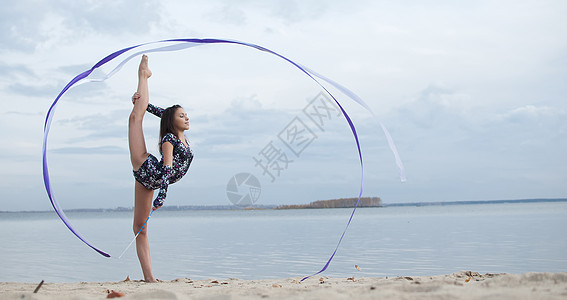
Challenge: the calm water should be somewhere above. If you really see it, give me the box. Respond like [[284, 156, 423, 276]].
[[1, 202, 566, 283]]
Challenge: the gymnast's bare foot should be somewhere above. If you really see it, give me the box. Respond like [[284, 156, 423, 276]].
[[138, 54, 152, 79], [144, 277, 158, 283]]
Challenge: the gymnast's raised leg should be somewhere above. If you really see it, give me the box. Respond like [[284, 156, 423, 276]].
[[128, 54, 157, 283]]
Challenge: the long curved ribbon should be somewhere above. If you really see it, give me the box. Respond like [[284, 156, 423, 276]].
[[42, 38, 405, 274]]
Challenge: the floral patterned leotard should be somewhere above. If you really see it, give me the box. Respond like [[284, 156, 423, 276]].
[[133, 103, 194, 208]]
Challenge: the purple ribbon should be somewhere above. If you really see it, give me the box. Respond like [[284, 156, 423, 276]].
[[43, 38, 404, 276]]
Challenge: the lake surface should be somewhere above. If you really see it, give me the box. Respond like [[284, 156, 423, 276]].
[[1, 202, 566, 283]]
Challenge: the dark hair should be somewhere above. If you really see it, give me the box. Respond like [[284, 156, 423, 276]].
[[159, 104, 183, 155]]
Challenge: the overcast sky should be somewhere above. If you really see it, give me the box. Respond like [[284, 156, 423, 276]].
[[1, 0, 566, 211]]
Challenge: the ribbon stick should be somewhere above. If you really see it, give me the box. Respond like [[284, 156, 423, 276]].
[[43, 39, 405, 273], [117, 209, 154, 259]]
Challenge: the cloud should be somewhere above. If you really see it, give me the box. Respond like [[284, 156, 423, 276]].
[[0, 62, 36, 79], [268, 0, 328, 24], [53, 108, 131, 142], [57, 64, 94, 77], [192, 95, 295, 155], [487, 105, 567, 149], [206, 4, 248, 26], [499, 105, 561, 124], [7, 83, 62, 98], [393, 83, 566, 151], [0, 0, 163, 52], [200, 0, 329, 27], [395, 84, 475, 132], [0, 60, 108, 99], [49, 145, 126, 155]]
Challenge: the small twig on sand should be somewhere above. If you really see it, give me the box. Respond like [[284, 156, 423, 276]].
[[33, 280, 45, 293]]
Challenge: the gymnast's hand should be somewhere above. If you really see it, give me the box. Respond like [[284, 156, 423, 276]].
[[132, 92, 140, 104], [152, 199, 163, 211]]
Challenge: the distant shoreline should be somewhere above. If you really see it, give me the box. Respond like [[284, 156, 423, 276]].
[[1, 198, 566, 214], [383, 198, 567, 207]]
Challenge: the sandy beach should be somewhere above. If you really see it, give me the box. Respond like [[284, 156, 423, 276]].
[[2, 271, 566, 300]]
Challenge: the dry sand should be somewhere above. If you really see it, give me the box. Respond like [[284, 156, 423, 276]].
[[2, 271, 566, 299]]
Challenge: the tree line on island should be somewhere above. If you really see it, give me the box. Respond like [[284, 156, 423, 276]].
[[275, 197, 382, 209], [20, 197, 383, 213]]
